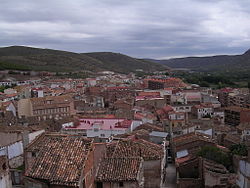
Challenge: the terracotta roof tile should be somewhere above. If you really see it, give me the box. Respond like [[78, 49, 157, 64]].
[[96, 157, 142, 182], [173, 132, 214, 148], [25, 133, 92, 187], [107, 139, 163, 161], [133, 123, 164, 132]]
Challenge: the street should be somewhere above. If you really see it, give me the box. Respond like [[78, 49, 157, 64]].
[[162, 163, 177, 188]]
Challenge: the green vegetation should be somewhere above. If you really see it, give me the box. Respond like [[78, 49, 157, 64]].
[[175, 71, 249, 88], [16, 165, 25, 171], [0, 46, 167, 73], [198, 146, 232, 170], [155, 49, 250, 73], [229, 144, 248, 156], [150, 49, 250, 87], [0, 84, 16, 92], [0, 61, 31, 71], [65, 72, 89, 79]]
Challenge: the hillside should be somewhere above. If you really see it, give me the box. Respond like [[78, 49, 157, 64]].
[[150, 49, 250, 73], [0, 46, 168, 73]]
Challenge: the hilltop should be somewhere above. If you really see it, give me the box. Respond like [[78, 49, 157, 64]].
[[0, 46, 168, 73], [149, 49, 250, 73]]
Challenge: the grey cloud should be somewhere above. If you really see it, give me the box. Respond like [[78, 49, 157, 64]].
[[0, 0, 250, 58]]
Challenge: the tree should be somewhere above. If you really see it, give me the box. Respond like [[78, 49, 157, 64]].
[[199, 81, 210, 87], [198, 146, 231, 169], [229, 144, 248, 156]]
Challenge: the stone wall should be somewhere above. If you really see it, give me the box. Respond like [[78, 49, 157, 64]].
[[144, 160, 162, 188]]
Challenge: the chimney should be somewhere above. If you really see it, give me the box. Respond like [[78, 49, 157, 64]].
[[22, 130, 30, 148]]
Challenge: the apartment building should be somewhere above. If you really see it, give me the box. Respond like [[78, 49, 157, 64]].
[[145, 78, 187, 90], [18, 95, 75, 121], [224, 106, 250, 126]]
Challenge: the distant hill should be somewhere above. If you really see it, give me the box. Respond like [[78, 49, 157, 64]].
[[148, 49, 250, 73], [0, 46, 168, 73]]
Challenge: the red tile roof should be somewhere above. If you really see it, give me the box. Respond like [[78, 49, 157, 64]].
[[25, 133, 92, 187], [96, 157, 143, 182], [173, 132, 214, 150], [107, 139, 163, 161]]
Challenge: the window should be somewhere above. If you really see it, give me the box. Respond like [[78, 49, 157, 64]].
[[31, 152, 36, 157], [94, 128, 99, 132], [100, 134, 105, 137], [2, 163, 6, 170], [119, 182, 124, 187], [12, 171, 21, 185], [96, 182, 103, 188]]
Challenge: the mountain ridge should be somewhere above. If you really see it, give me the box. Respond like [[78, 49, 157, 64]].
[[148, 49, 250, 72], [0, 46, 168, 73]]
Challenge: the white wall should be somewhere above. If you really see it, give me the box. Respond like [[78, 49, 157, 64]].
[[6, 103, 17, 116], [87, 129, 127, 138], [28, 130, 45, 143], [196, 128, 213, 137], [130, 120, 143, 131], [0, 173, 12, 188], [237, 160, 250, 188], [7, 141, 23, 159], [37, 90, 44, 98]]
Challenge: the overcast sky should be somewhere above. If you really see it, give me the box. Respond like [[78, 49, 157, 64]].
[[0, 0, 250, 59]]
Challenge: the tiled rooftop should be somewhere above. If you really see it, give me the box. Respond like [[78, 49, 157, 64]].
[[173, 132, 214, 148], [25, 133, 92, 187], [70, 118, 132, 131], [107, 139, 163, 161], [96, 157, 142, 182]]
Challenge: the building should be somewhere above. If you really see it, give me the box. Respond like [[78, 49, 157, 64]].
[[218, 88, 234, 107], [223, 134, 242, 148], [176, 157, 233, 188], [191, 103, 214, 119], [156, 105, 186, 128], [0, 156, 12, 188], [102, 87, 135, 106], [229, 93, 250, 108], [135, 95, 166, 108], [237, 123, 250, 141], [106, 139, 165, 188], [0, 126, 45, 165], [224, 106, 250, 126], [95, 157, 144, 188], [172, 104, 192, 113], [235, 152, 250, 188], [203, 159, 232, 187], [218, 88, 250, 108], [24, 133, 98, 188], [166, 111, 186, 128], [202, 93, 221, 108], [176, 157, 203, 188], [145, 78, 187, 90], [172, 132, 215, 159], [31, 87, 44, 98], [18, 95, 75, 120], [0, 101, 17, 126], [62, 118, 142, 139], [183, 90, 202, 104], [0, 126, 45, 186]]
